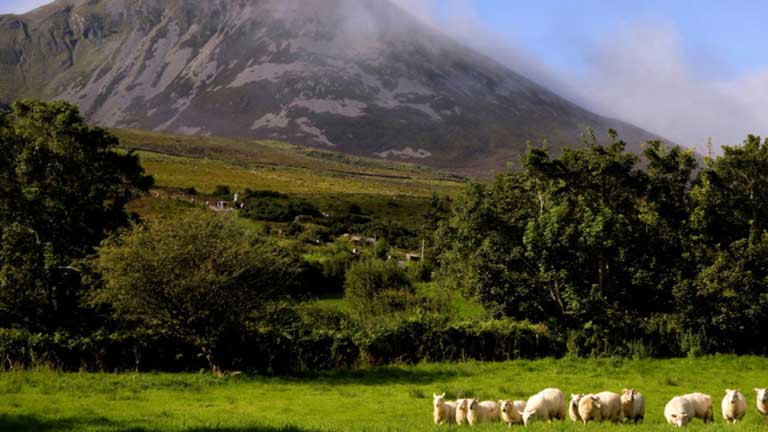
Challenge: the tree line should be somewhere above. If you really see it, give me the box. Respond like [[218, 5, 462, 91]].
[[1, 100, 767, 374], [436, 130, 768, 356]]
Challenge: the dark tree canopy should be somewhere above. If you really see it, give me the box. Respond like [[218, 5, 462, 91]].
[[437, 131, 768, 354], [0, 100, 152, 330]]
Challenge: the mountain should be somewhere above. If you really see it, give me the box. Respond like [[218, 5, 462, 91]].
[[0, 0, 661, 175]]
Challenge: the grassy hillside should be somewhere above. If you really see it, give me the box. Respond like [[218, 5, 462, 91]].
[[2, 356, 767, 431], [115, 129, 465, 231]]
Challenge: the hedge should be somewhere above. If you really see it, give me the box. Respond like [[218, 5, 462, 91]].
[[0, 318, 559, 373]]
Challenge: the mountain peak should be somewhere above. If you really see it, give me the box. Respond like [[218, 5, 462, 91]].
[[0, 0, 658, 175]]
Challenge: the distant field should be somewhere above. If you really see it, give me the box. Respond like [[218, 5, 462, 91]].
[[114, 129, 465, 230], [113, 128, 465, 196], [2, 356, 768, 431]]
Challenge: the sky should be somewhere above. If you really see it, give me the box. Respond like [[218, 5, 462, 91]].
[[2, 0, 767, 150], [391, 0, 768, 152]]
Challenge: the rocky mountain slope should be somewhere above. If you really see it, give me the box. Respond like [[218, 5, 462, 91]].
[[0, 0, 660, 175]]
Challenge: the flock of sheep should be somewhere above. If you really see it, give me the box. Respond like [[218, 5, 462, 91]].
[[433, 388, 768, 427]]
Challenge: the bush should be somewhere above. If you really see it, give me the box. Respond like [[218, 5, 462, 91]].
[[240, 190, 320, 222], [212, 184, 231, 198], [344, 259, 412, 316], [94, 209, 313, 374], [309, 243, 355, 295], [406, 259, 434, 283], [0, 318, 561, 373]]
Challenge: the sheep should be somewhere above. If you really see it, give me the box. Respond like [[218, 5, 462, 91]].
[[721, 389, 746, 423], [683, 392, 714, 423], [569, 394, 584, 422], [754, 388, 768, 418], [467, 399, 499, 425], [433, 393, 456, 425], [455, 399, 469, 425], [499, 399, 526, 425], [518, 387, 566, 426], [620, 388, 645, 423], [665, 396, 695, 427], [577, 391, 624, 424]]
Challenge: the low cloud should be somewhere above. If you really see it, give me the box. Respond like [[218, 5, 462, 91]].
[[575, 21, 768, 152], [389, 1, 768, 152]]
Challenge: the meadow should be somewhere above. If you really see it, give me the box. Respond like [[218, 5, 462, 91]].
[[114, 128, 464, 233], [2, 356, 768, 432]]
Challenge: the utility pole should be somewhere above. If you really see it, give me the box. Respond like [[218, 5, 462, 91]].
[[421, 238, 425, 260]]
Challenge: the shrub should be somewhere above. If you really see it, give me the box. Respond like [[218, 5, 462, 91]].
[[94, 209, 311, 374], [240, 190, 320, 222], [344, 259, 412, 316], [212, 184, 231, 198]]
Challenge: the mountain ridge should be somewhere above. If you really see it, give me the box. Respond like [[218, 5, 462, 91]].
[[0, 0, 663, 175]]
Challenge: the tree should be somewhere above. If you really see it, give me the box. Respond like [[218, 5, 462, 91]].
[[691, 135, 768, 247], [95, 209, 310, 375], [438, 131, 698, 336], [0, 99, 152, 330], [677, 234, 768, 353], [435, 175, 542, 320]]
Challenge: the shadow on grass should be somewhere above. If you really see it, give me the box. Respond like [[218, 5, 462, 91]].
[[0, 414, 319, 432], [295, 364, 468, 385]]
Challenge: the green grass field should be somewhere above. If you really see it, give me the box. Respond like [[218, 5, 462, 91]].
[[3, 356, 768, 431]]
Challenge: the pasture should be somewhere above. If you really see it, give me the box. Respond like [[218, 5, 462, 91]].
[[2, 356, 767, 431]]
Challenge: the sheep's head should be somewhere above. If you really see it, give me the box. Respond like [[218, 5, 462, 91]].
[[668, 412, 689, 427], [456, 399, 468, 414], [755, 388, 768, 403], [571, 393, 584, 407], [519, 409, 538, 425], [468, 399, 479, 411], [621, 389, 636, 403], [725, 389, 742, 405], [578, 395, 601, 423], [499, 400, 512, 415], [433, 393, 446, 407]]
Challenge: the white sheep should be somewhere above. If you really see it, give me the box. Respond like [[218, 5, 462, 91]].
[[455, 398, 469, 425], [665, 396, 695, 427], [754, 388, 768, 418], [467, 399, 499, 425], [577, 391, 623, 424], [620, 388, 645, 423], [721, 389, 746, 423], [569, 394, 583, 422], [499, 399, 526, 425], [433, 393, 456, 425], [518, 388, 566, 426], [683, 392, 714, 423]]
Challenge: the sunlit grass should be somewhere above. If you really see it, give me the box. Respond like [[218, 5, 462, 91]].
[[3, 356, 767, 431]]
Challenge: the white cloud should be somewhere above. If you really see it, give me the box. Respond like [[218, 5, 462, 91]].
[[574, 20, 768, 152], [389, 1, 768, 151]]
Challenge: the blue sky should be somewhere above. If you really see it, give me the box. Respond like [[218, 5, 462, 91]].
[[2, 0, 767, 148], [469, 0, 768, 80], [1, 0, 49, 15]]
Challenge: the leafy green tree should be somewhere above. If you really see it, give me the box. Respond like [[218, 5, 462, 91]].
[[438, 131, 698, 335], [95, 209, 310, 374], [0, 100, 152, 330], [435, 175, 541, 320], [691, 135, 768, 247], [677, 234, 768, 353]]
